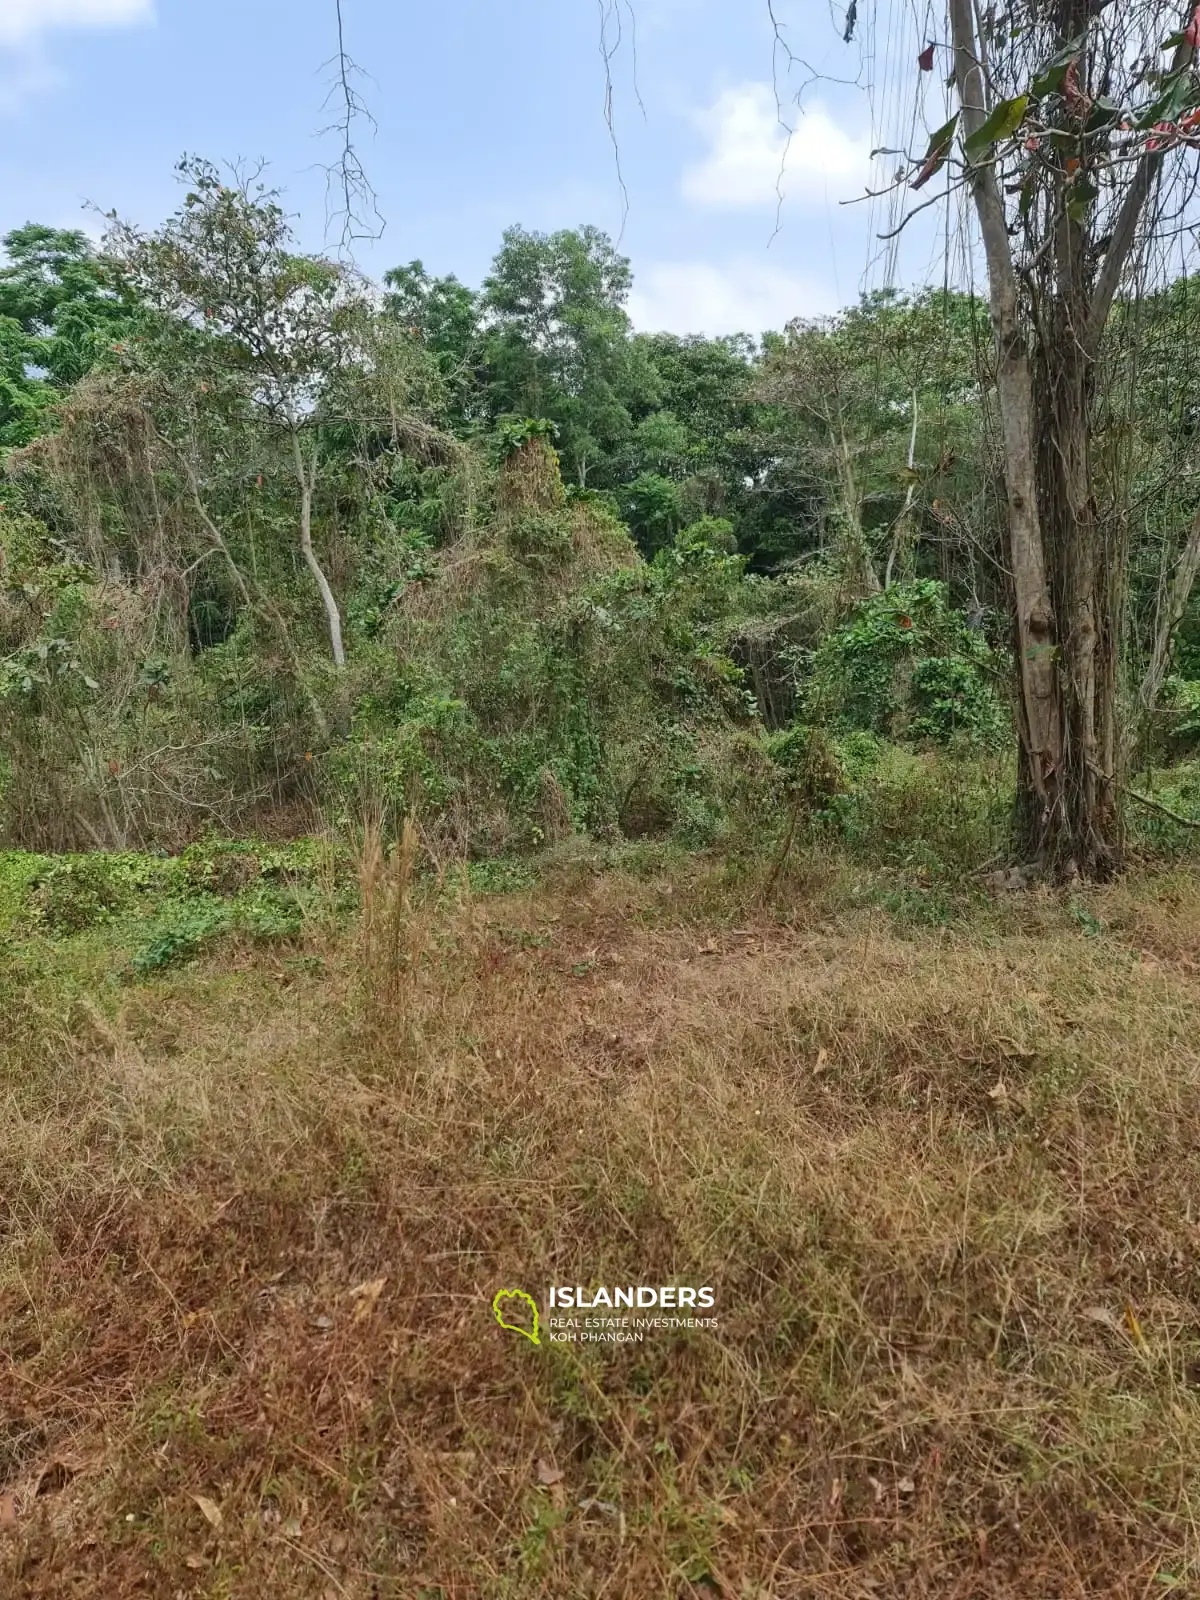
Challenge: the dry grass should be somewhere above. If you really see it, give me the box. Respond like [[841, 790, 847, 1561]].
[[2, 851, 1200, 1597]]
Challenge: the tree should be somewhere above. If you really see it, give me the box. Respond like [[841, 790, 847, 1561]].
[[383, 260, 483, 425], [752, 291, 989, 587], [924, 0, 1200, 874], [0, 225, 129, 447], [480, 224, 657, 484], [109, 160, 369, 667]]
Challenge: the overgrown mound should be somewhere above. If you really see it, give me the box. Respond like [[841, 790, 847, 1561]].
[[329, 433, 763, 855]]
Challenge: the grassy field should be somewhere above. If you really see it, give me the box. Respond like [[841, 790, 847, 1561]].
[[2, 838, 1200, 1597]]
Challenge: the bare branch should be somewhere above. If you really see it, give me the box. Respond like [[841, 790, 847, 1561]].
[[596, 0, 633, 240], [319, 0, 385, 254]]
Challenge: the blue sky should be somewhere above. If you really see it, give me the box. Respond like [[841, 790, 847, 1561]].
[[0, 0, 956, 336]]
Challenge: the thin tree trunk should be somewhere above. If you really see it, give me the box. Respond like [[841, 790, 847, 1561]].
[[178, 446, 331, 740], [950, 0, 1064, 845], [1142, 507, 1200, 711], [832, 420, 880, 596], [291, 428, 346, 668], [885, 388, 920, 588]]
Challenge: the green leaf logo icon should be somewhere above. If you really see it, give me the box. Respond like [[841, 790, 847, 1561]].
[[493, 1288, 540, 1346]]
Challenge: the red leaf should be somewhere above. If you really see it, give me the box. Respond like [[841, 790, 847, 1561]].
[[1186, 3, 1200, 47], [918, 42, 935, 71], [898, 615, 914, 630]]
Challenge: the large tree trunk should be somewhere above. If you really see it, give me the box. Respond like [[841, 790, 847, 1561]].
[[950, 0, 1067, 860], [1031, 166, 1122, 877], [950, 0, 1136, 877]]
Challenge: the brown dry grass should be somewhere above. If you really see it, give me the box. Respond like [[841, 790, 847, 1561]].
[[2, 852, 1200, 1597]]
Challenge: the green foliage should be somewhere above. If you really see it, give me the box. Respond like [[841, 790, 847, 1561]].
[[130, 896, 233, 972], [0, 225, 131, 446], [818, 742, 1011, 877], [27, 853, 149, 934], [1160, 677, 1200, 749], [494, 415, 559, 459], [809, 580, 1006, 745], [480, 225, 651, 484], [764, 724, 844, 805], [4, 163, 1197, 877], [619, 474, 683, 557]]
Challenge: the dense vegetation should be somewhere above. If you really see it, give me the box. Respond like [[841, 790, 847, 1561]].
[[3, 161, 1200, 873]]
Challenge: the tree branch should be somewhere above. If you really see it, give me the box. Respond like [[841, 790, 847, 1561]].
[[1087, 33, 1194, 352]]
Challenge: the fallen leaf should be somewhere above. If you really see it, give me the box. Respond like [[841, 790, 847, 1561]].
[[191, 1493, 223, 1530], [349, 1276, 387, 1323], [867, 1475, 885, 1503], [535, 1458, 564, 1486], [282, 1515, 303, 1538], [987, 1079, 1009, 1103], [814, 1048, 829, 1074], [184, 1554, 205, 1570], [897, 1475, 916, 1495], [0, 1492, 16, 1529], [1083, 1304, 1122, 1332]]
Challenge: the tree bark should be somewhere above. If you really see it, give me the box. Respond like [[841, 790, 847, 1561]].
[[291, 428, 346, 669], [950, 0, 1064, 847], [832, 419, 881, 596]]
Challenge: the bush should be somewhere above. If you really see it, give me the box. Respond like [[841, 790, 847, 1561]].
[[808, 580, 1006, 746], [28, 853, 155, 934], [1160, 676, 1200, 751]]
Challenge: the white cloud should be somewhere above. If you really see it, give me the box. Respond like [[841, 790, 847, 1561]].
[[683, 83, 874, 209], [628, 260, 839, 338], [0, 0, 152, 112], [0, 0, 152, 46]]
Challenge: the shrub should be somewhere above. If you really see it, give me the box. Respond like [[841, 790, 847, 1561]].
[[28, 853, 155, 934], [809, 580, 1006, 746]]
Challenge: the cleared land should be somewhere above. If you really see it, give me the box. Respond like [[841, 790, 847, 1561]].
[[2, 846, 1199, 1597]]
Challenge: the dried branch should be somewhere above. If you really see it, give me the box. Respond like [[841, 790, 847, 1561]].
[[320, 0, 385, 253]]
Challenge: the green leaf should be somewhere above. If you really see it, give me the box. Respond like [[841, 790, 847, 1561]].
[[1137, 69, 1193, 129], [1028, 35, 1085, 100], [921, 114, 960, 162], [910, 114, 959, 188], [1065, 174, 1098, 224], [1031, 61, 1071, 100], [964, 95, 1030, 162]]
